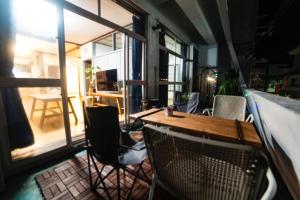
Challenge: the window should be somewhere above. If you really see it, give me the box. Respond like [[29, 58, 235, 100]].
[[159, 32, 187, 106]]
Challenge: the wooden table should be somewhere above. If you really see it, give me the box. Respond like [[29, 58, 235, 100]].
[[30, 94, 78, 128], [129, 108, 161, 119], [130, 109, 261, 146], [88, 92, 123, 114]]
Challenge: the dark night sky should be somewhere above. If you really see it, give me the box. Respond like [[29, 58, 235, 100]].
[[254, 0, 300, 61]]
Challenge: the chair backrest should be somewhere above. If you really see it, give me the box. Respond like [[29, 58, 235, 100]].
[[213, 95, 246, 121], [143, 124, 269, 200], [84, 105, 121, 163], [186, 92, 200, 114], [173, 91, 183, 105]]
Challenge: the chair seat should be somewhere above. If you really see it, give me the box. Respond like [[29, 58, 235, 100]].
[[160, 154, 247, 199], [118, 144, 147, 166]]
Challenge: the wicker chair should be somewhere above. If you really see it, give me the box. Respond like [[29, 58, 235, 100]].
[[143, 124, 276, 200]]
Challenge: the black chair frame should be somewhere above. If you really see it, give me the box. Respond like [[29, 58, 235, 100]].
[[83, 103, 150, 200]]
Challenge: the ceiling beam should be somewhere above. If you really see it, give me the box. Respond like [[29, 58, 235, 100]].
[[175, 0, 216, 44]]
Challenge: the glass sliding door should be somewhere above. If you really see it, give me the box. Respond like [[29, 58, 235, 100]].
[[63, 9, 119, 141], [6, 0, 68, 160], [0, 0, 146, 171], [123, 34, 146, 124]]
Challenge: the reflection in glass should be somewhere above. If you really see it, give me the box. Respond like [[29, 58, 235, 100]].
[[12, 0, 60, 79], [11, 87, 67, 160]]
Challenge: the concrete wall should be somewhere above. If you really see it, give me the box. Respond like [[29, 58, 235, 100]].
[[245, 89, 300, 199]]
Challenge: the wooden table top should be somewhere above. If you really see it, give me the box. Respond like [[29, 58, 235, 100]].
[[135, 110, 261, 147], [88, 92, 123, 98], [129, 108, 161, 119]]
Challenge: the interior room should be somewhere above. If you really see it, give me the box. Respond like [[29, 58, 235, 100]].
[[10, 0, 134, 160], [0, 0, 299, 200]]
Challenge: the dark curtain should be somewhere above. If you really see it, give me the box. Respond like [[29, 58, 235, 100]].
[[130, 16, 144, 113], [158, 31, 169, 106], [0, 0, 34, 150]]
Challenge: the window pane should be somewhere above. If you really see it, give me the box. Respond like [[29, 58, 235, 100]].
[[12, 0, 60, 79], [116, 32, 123, 50], [165, 35, 175, 52], [175, 57, 183, 82], [127, 85, 142, 114], [11, 87, 66, 160], [168, 84, 174, 91], [175, 41, 186, 56], [175, 41, 182, 55], [168, 54, 175, 82], [175, 84, 182, 92], [95, 35, 113, 56], [168, 91, 174, 106]]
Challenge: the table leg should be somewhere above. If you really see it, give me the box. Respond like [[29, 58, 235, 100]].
[[116, 98, 122, 115], [39, 101, 48, 128], [92, 95, 94, 106], [68, 98, 78, 125], [56, 101, 62, 114], [30, 98, 36, 120]]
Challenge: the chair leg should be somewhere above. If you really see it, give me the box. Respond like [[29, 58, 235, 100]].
[[148, 175, 156, 200], [87, 151, 93, 188], [126, 165, 142, 199], [117, 169, 121, 200], [140, 164, 151, 184], [90, 154, 112, 200]]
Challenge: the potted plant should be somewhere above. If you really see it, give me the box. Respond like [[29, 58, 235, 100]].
[[217, 68, 240, 95], [85, 66, 101, 93]]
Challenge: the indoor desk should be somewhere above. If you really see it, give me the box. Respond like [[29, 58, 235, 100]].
[[130, 109, 261, 147], [88, 92, 123, 114], [30, 94, 78, 128]]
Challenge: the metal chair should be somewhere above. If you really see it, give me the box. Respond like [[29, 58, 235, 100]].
[[83, 103, 149, 200], [203, 95, 253, 122], [174, 92, 200, 114], [143, 124, 277, 200]]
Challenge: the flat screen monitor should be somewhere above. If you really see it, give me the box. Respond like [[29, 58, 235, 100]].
[[96, 69, 117, 91]]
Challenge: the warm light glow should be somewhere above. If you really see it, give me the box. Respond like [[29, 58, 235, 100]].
[[207, 76, 216, 83], [12, 0, 58, 39]]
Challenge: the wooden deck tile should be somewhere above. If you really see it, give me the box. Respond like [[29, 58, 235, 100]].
[[35, 132, 173, 200]]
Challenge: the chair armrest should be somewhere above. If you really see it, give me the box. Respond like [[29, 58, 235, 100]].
[[127, 118, 143, 132], [245, 114, 254, 123], [261, 168, 277, 200], [202, 108, 212, 116]]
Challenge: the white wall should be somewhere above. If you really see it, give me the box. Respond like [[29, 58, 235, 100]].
[[92, 50, 123, 81], [94, 43, 112, 57], [246, 89, 300, 199], [197, 44, 218, 67], [80, 42, 93, 61]]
